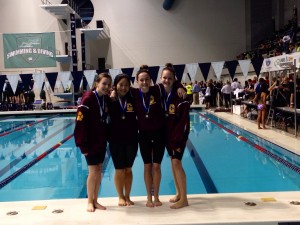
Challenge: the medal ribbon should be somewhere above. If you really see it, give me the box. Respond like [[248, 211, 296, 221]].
[[139, 88, 150, 115], [163, 88, 173, 114], [94, 90, 106, 120], [118, 96, 127, 116]]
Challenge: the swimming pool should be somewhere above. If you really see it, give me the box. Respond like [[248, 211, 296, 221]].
[[0, 110, 299, 202]]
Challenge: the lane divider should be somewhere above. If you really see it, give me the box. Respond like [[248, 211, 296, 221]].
[[0, 121, 74, 178], [0, 133, 73, 189], [0, 121, 33, 134], [0, 114, 59, 137], [199, 113, 300, 174]]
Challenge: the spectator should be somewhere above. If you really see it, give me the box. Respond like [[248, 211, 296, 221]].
[[231, 78, 242, 92], [185, 82, 193, 104], [278, 76, 293, 107], [192, 81, 201, 105], [221, 81, 232, 109], [244, 79, 255, 100], [231, 78, 243, 99], [205, 82, 213, 109], [282, 34, 291, 53]]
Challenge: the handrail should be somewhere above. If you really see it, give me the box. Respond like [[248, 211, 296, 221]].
[[67, 0, 79, 15], [41, 0, 52, 5], [41, 0, 79, 15], [81, 20, 90, 29], [56, 49, 71, 56]]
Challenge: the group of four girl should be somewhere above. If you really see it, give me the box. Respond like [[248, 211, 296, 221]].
[[74, 64, 190, 212]]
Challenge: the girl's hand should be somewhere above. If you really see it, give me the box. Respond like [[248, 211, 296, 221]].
[[110, 90, 118, 101], [177, 88, 187, 99]]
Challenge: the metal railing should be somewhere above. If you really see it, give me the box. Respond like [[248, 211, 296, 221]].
[[41, 0, 79, 15], [66, 0, 79, 15], [41, 0, 52, 5]]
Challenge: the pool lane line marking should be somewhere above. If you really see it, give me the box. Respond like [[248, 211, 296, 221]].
[[0, 118, 74, 177], [0, 124, 74, 189], [0, 120, 75, 178], [0, 114, 60, 137], [0, 121, 33, 134], [199, 113, 300, 174], [0, 116, 25, 128], [186, 139, 218, 194]]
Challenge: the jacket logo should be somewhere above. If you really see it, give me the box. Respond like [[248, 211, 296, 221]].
[[169, 104, 175, 114], [150, 95, 156, 105], [127, 103, 134, 112], [76, 111, 83, 121]]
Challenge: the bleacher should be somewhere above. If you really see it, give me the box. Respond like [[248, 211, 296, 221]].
[[237, 11, 299, 60]]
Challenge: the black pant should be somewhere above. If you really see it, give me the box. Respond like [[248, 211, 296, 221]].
[[223, 93, 231, 108]]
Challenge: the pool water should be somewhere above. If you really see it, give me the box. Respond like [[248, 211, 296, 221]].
[[0, 111, 299, 202]]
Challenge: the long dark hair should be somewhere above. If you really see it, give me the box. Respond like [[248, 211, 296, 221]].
[[113, 73, 131, 87]]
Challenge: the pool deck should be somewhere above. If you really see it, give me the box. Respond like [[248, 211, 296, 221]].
[[1, 108, 300, 225], [1, 192, 300, 225]]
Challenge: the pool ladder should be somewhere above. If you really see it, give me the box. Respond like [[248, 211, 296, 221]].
[[266, 108, 275, 127]]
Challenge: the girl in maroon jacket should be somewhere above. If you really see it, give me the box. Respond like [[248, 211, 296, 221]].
[[130, 65, 166, 207], [108, 74, 138, 206], [130, 65, 186, 207], [74, 73, 112, 212], [160, 63, 190, 209]]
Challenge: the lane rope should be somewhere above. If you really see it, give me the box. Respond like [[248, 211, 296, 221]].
[[0, 132, 73, 189], [0, 121, 74, 178], [199, 113, 300, 174], [0, 114, 60, 137]]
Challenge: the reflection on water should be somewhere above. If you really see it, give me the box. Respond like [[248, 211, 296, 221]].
[[1, 112, 300, 201]]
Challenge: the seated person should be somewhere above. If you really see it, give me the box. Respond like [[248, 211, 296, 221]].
[[244, 79, 255, 100], [276, 76, 292, 107]]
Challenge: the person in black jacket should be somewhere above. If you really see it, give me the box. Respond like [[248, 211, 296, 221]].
[[108, 74, 138, 206]]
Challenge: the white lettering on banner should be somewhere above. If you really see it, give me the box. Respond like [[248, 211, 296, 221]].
[[6, 48, 54, 59], [261, 52, 300, 72]]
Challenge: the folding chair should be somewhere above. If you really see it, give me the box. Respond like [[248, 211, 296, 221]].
[[33, 99, 43, 110]]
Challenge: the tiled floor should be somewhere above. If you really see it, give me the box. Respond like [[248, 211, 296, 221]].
[[0, 109, 300, 225]]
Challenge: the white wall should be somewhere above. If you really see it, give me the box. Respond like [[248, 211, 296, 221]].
[[91, 0, 246, 68], [0, 0, 68, 74], [0, 0, 246, 77]]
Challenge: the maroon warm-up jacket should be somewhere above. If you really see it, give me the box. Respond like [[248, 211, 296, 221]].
[[165, 89, 190, 151], [130, 85, 165, 132], [74, 91, 109, 155]]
